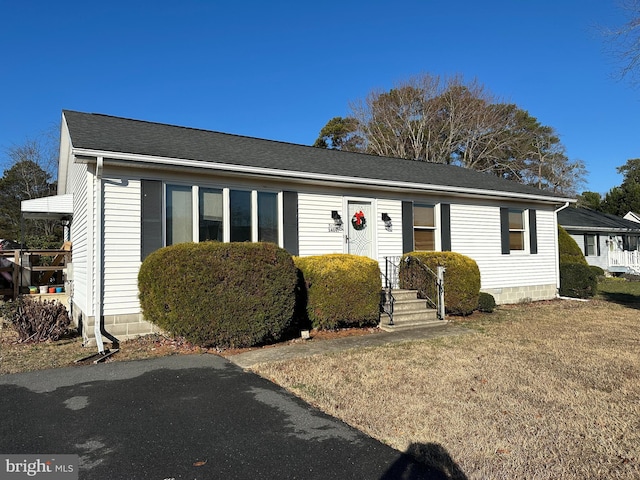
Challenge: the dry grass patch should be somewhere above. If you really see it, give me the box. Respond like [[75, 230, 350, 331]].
[[252, 299, 640, 479], [0, 329, 210, 375]]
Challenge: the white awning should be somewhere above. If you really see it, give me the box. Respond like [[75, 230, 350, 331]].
[[21, 194, 73, 220]]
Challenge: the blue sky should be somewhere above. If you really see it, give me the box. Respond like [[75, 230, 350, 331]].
[[1, 0, 637, 195]]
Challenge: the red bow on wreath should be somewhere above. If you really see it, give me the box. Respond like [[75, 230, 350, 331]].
[[353, 211, 365, 226]]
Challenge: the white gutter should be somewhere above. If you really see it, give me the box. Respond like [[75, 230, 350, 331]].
[[94, 156, 105, 354], [71, 148, 575, 205], [554, 202, 571, 295]]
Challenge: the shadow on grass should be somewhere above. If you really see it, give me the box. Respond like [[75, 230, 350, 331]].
[[598, 291, 640, 309], [380, 442, 468, 480]]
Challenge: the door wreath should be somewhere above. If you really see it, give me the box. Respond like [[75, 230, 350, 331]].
[[351, 210, 366, 230]]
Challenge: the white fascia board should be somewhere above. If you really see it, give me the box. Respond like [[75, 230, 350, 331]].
[[72, 148, 576, 205]]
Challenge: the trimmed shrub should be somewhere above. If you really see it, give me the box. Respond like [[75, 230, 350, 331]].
[[558, 226, 587, 266], [0, 297, 71, 342], [294, 254, 381, 330], [400, 251, 480, 316], [559, 263, 597, 298], [589, 265, 605, 278], [138, 242, 298, 348], [478, 292, 496, 313]]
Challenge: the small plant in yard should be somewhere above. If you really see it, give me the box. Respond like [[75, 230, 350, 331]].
[[0, 297, 71, 342], [477, 292, 496, 313]]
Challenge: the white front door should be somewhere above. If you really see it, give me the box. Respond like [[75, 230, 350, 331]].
[[346, 200, 373, 258]]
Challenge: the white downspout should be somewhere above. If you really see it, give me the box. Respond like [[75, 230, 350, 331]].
[[554, 201, 570, 296], [94, 157, 105, 354]]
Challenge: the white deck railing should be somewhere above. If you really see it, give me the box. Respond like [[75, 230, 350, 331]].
[[608, 250, 640, 274]]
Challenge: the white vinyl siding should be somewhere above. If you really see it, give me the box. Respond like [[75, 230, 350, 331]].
[[68, 162, 91, 316], [451, 203, 557, 290], [102, 177, 142, 315], [298, 193, 344, 256], [377, 198, 403, 274]]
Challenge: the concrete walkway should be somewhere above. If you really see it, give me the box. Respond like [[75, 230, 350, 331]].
[[228, 322, 473, 369]]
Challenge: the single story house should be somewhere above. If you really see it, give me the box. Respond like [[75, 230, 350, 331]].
[[557, 207, 640, 274], [27, 110, 575, 346]]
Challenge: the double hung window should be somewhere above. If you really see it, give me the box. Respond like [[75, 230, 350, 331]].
[[500, 207, 537, 255], [508, 209, 525, 251], [414, 204, 436, 251], [585, 234, 598, 256]]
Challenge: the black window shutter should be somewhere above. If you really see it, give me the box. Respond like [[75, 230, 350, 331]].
[[500, 207, 510, 255], [440, 203, 451, 251], [141, 180, 163, 261], [529, 209, 538, 254], [282, 191, 299, 256], [597, 235, 601, 256], [402, 201, 414, 253]]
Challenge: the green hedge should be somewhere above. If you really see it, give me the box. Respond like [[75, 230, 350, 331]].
[[558, 226, 587, 265], [138, 242, 298, 348], [559, 263, 597, 298], [399, 251, 480, 316], [294, 254, 381, 329], [557, 226, 596, 298]]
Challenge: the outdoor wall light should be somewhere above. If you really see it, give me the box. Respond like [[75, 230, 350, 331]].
[[331, 210, 343, 226], [381, 212, 392, 231]]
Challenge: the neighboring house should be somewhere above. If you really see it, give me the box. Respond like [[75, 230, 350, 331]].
[[557, 207, 640, 274], [24, 110, 575, 345], [624, 211, 640, 224]]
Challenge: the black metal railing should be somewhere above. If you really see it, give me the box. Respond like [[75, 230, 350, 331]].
[[402, 256, 445, 320], [381, 255, 446, 322], [380, 256, 401, 325]]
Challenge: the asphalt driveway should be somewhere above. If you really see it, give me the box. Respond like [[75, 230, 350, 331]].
[[0, 355, 442, 479]]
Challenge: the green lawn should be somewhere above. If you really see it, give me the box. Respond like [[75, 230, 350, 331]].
[[597, 277, 640, 305]]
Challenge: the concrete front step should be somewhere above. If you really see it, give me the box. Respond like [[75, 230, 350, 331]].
[[379, 316, 443, 332], [389, 289, 420, 301], [392, 298, 432, 313], [380, 288, 442, 332]]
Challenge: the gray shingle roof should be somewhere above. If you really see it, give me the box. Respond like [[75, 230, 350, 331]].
[[63, 110, 571, 201], [558, 207, 640, 232]]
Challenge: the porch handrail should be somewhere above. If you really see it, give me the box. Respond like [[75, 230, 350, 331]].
[[0, 247, 71, 299], [403, 256, 446, 320], [608, 250, 640, 274], [381, 255, 446, 322], [380, 256, 401, 326]]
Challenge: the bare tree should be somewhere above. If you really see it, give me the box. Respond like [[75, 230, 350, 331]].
[[605, 0, 640, 85], [315, 73, 585, 195], [0, 127, 61, 244]]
